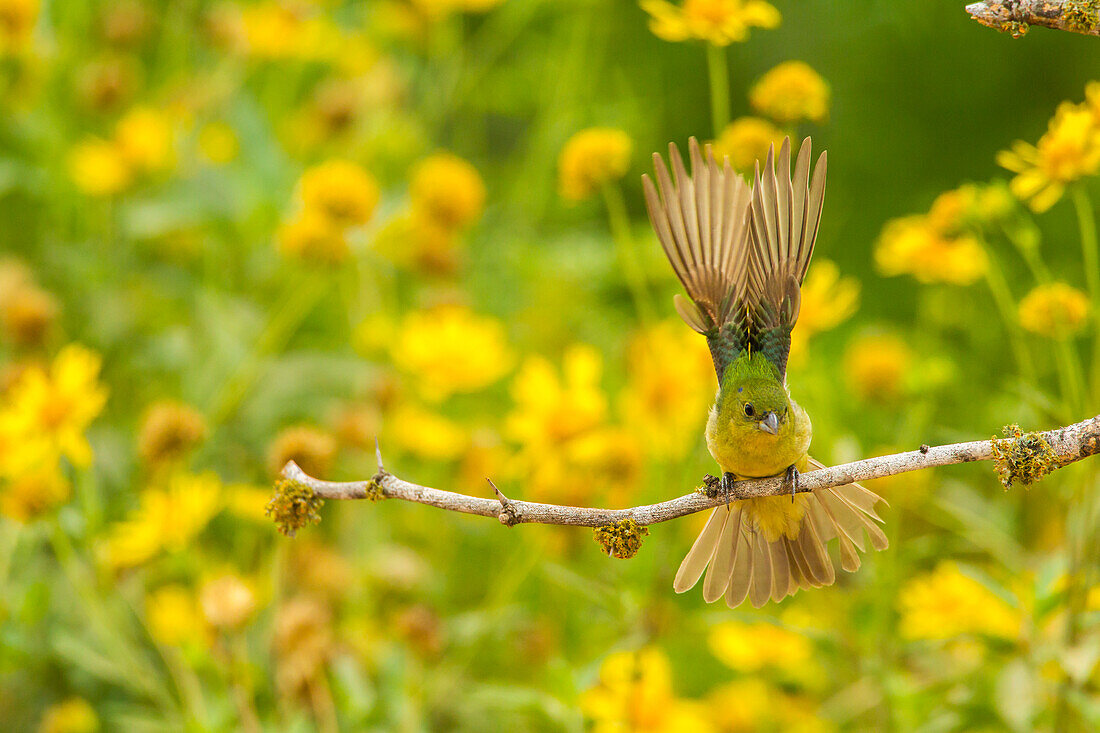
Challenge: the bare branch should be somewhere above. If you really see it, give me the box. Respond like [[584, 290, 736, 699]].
[[966, 1, 1100, 38], [277, 415, 1100, 531]]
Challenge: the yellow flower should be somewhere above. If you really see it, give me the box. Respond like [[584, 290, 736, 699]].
[[145, 585, 207, 647], [114, 106, 175, 174], [558, 128, 633, 201], [298, 159, 379, 227], [1018, 282, 1091, 336], [267, 425, 338, 478], [371, 212, 460, 277], [137, 400, 207, 465], [276, 210, 350, 265], [409, 152, 486, 230], [708, 620, 812, 673], [788, 259, 859, 365], [411, 0, 506, 17], [2, 344, 108, 468], [200, 573, 257, 629], [387, 404, 468, 461], [240, 2, 304, 59], [641, 0, 779, 46], [843, 333, 912, 404], [68, 139, 132, 196], [0, 0, 38, 54], [391, 304, 514, 400], [100, 472, 222, 569], [37, 697, 98, 733], [712, 116, 785, 171], [0, 464, 70, 523], [197, 121, 239, 165], [506, 344, 606, 448], [998, 102, 1100, 212], [0, 282, 57, 347], [580, 647, 715, 733], [749, 61, 829, 124], [707, 680, 834, 733], [874, 215, 987, 285], [899, 562, 1021, 640], [619, 320, 713, 459]]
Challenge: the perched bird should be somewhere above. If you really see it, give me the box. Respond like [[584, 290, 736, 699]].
[[642, 136, 888, 608]]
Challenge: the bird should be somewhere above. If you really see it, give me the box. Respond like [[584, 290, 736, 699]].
[[641, 136, 889, 609]]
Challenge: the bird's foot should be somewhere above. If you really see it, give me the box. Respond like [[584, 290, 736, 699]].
[[785, 465, 800, 503], [721, 472, 736, 508]]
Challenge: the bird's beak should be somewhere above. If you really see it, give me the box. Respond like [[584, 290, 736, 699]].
[[758, 412, 779, 435]]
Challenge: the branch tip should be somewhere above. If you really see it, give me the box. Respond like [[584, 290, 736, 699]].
[[267, 477, 324, 537]]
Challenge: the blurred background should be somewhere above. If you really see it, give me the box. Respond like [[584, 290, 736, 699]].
[[2, 0, 1100, 730]]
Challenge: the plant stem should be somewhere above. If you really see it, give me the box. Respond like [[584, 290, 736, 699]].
[[1071, 186, 1100, 403], [601, 183, 655, 325], [705, 44, 730, 137], [983, 259, 1037, 386], [208, 270, 328, 427]]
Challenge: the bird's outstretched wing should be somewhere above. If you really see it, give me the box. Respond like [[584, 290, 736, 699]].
[[746, 137, 827, 382], [643, 138, 753, 380]]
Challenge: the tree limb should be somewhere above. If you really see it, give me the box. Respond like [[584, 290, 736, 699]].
[[277, 415, 1100, 531], [966, 1, 1100, 38]]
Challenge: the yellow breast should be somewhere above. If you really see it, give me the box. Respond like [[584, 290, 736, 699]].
[[705, 397, 812, 478]]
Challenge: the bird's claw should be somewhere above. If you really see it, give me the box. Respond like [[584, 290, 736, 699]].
[[785, 465, 800, 503], [721, 472, 735, 508]]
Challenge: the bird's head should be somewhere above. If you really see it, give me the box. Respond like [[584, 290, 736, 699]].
[[728, 379, 790, 436]]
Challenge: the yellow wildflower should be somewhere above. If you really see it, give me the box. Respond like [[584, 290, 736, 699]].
[[410, 0, 506, 17], [197, 121, 239, 165], [708, 620, 812, 674], [580, 647, 715, 733], [712, 116, 785, 172], [100, 471, 222, 569], [788, 259, 859, 364], [3, 344, 108, 468], [68, 139, 132, 196], [276, 210, 350, 265], [267, 425, 338, 478], [750, 60, 829, 124], [618, 320, 713, 459], [0, 282, 57, 347], [998, 102, 1100, 212], [707, 680, 834, 733], [0, 0, 38, 54], [506, 344, 606, 448], [641, 0, 779, 46], [409, 152, 487, 230], [898, 561, 1020, 640], [843, 333, 912, 403], [114, 106, 175, 174], [200, 573, 257, 630], [391, 304, 514, 400], [240, 1, 304, 59], [387, 404, 468, 461], [145, 585, 207, 647], [37, 697, 98, 733], [0, 465, 70, 523], [137, 400, 207, 465], [1018, 282, 1091, 336], [874, 215, 987, 285], [371, 212, 460, 277], [298, 159, 379, 228], [558, 128, 633, 201]]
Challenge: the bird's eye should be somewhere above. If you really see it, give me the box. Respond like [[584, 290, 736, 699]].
[[743, 403, 754, 417]]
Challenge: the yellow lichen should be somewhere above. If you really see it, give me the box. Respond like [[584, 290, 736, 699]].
[[593, 518, 649, 559], [266, 479, 324, 537], [991, 424, 1058, 490], [365, 476, 386, 502], [1063, 0, 1100, 33]]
